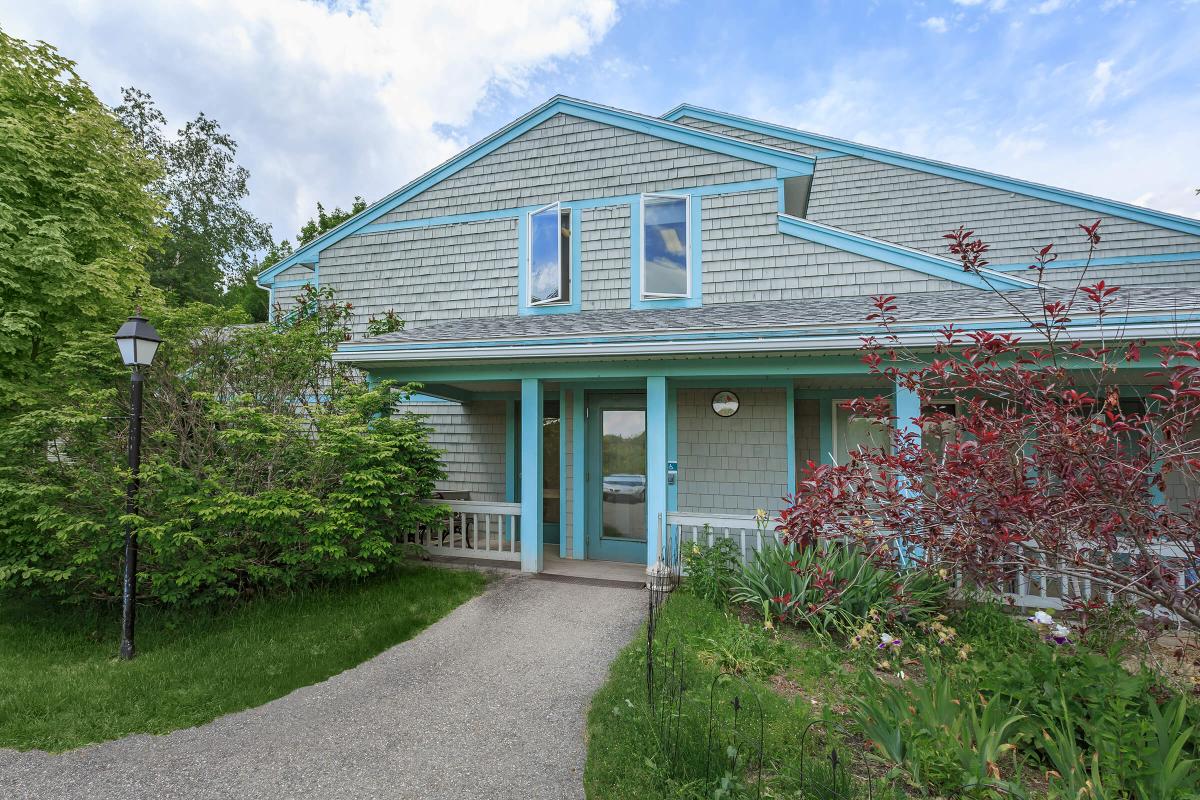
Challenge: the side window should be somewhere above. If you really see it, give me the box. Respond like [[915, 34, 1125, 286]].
[[641, 194, 690, 299], [528, 203, 571, 306]]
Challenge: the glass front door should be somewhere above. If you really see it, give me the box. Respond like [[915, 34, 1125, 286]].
[[587, 396, 647, 563]]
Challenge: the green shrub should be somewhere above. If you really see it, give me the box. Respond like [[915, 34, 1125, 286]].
[[729, 541, 948, 634], [681, 535, 742, 605], [695, 615, 787, 678], [944, 601, 1200, 798], [0, 293, 444, 606], [851, 661, 1026, 795]]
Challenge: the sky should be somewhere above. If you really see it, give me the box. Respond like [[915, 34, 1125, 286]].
[[3, 0, 1198, 243]]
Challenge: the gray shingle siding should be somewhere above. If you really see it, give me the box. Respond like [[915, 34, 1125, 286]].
[[272, 282, 308, 314], [275, 264, 316, 282], [319, 219, 518, 335], [1043, 260, 1200, 290], [676, 114, 1200, 270], [403, 401, 506, 501], [580, 205, 631, 311], [702, 189, 960, 301], [379, 113, 772, 223], [675, 116, 825, 157], [677, 388, 790, 516], [805, 156, 1200, 264]]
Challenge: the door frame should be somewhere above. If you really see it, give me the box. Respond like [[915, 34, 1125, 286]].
[[585, 392, 648, 563]]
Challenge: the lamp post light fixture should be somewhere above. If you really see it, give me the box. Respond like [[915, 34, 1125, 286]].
[[114, 313, 161, 660]]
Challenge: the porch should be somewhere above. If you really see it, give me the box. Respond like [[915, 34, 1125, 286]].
[[390, 364, 900, 575]]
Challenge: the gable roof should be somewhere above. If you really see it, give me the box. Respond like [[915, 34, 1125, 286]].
[[662, 104, 1200, 239], [257, 96, 815, 284]]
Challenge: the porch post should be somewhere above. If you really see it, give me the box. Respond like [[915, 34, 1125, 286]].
[[894, 380, 921, 445], [520, 378, 544, 573], [646, 376, 668, 573], [894, 379, 921, 566]]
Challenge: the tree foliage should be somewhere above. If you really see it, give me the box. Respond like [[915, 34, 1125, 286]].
[[224, 196, 368, 323], [0, 30, 161, 414], [115, 88, 272, 305], [780, 223, 1200, 629], [0, 290, 442, 606]]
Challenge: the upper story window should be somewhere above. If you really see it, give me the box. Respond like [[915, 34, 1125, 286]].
[[641, 194, 690, 299], [783, 175, 813, 218], [528, 203, 572, 306]]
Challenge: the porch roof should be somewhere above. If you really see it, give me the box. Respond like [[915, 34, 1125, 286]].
[[336, 286, 1200, 365]]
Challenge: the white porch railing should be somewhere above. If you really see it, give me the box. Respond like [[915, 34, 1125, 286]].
[[975, 541, 1196, 612], [414, 500, 521, 562], [667, 512, 782, 565]]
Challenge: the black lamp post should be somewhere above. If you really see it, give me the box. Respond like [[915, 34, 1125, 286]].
[[114, 313, 161, 660]]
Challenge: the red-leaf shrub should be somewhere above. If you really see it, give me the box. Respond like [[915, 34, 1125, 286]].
[[779, 223, 1200, 629]]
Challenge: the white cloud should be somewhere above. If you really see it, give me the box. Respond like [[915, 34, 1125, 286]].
[[953, 0, 1008, 10], [0, 0, 619, 238], [922, 16, 949, 32], [1089, 58, 1116, 105], [1031, 0, 1070, 14]]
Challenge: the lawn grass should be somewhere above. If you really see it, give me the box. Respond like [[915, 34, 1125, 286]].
[[584, 591, 897, 800], [0, 564, 486, 752]]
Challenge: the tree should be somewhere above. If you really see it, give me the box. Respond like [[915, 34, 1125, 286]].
[[0, 30, 161, 414], [779, 222, 1200, 629], [223, 197, 368, 323], [0, 288, 442, 606], [115, 88, 272, 305]]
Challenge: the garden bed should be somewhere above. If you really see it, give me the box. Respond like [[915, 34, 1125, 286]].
[[0, 564, 486, 752], [584, 541, 1199, 799]]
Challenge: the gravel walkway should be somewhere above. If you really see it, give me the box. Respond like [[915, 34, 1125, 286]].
[[0, 574, 645, 800]]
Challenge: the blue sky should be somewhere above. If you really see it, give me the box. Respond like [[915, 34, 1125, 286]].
[[3, 0, 1197, 240]]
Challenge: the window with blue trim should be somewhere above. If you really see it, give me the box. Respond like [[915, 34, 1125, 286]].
[[528, 203, 572, 306], [640, 194, 690, 299]]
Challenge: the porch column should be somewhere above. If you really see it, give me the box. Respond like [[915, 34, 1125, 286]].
[[520, 378, 544, 573], [894, 380, 921, 445], [894, 378, 921, 566], [646, 376, 668, 573]]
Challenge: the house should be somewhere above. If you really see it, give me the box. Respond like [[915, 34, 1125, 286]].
[[257, 96, 1200, 576]]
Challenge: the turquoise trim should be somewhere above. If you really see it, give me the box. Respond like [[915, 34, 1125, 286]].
[[363, 206, 536, 234], [258, 96, 814, 282], [519, 379, 544, 573], [559, 389, 568, 559], [646, 376, 668, 569], [785, 384, 797, 493], [585, 392, 649, 562], [666, 384, 679, 517], [893, 381, 923, 567], [407, 384, 475, 403], [504, 400, 516, 503], [571, 391, 587, 559], [818, 400, 833, 465], [664, 104, 1200, 238], [402, 392, 460, 404], [895, 383, 921, 441], [990, 250, 1200, 272], [779, 214, 1030, 291], [368, 356, 868, 383]]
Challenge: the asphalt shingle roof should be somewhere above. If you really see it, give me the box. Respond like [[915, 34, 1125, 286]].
[[351, 286, 1200, 347]]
